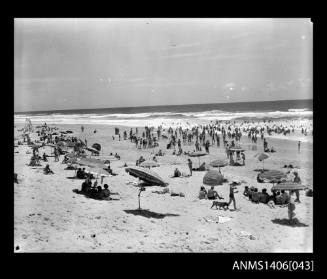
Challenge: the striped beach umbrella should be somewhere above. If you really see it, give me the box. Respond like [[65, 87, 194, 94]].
[[271, 182, 307, 191]]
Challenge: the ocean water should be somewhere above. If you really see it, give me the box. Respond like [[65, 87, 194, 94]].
[[14, 99, 313, 128]]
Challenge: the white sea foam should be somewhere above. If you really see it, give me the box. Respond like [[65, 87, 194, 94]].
[[14, 109, 313, 130]]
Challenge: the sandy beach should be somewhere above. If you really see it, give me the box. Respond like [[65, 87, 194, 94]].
[[14, 122, 313, 253]]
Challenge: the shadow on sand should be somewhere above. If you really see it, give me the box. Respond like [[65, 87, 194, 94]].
[[72, 189, 120, 201], [271, 218, 309, 227], [124, 209, 180, 219]]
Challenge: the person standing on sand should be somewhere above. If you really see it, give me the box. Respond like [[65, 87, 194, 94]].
[[228, 183, 238, 210], [288, 194, 296, 224], [241, 152, 245, 165], [298, 141, 301, 153], [293, 171, 301, 203], [188, 159, 193, 176], [81, 125, 84, 133]]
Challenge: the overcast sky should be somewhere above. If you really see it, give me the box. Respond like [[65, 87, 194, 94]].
[[14, 18, 312, 112]]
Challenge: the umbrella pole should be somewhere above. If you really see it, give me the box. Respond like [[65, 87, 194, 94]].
[[138, 189, 142, 211]]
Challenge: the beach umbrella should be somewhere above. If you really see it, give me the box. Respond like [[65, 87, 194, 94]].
[[257, 170, 287, 183], [86, 167, 110, 178], [125, 166, 168, 210], [125, 166, 167, 186], [66, 130, 73, 134], [76, 157, 107, 169], [188, 151, 208, 165], [255, 152, 270, 170], [92, 143, 101, 151], [85, 147, 100, 154], [271, 182, 307, 191], [139, 160, 160, 168], [209, 159, 228, 168], [203, 170, 224, 186]]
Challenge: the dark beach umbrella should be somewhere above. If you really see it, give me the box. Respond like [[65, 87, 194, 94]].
[[189, 151, 208, 165], [257, 170, 287, 183], [271, 182, 307, 191], [125, 166, 168, 210], [209, 159, 228, 168], [203, 170, 224, 186], [125, 166, 167, 186], [92, 143, 101, 151]]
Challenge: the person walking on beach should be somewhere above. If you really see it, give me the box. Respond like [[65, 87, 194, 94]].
[[188, 159, 193, 176], [81, 125, 84, 133], [228, 183, 238, 210], [298, 141, 301, 153]]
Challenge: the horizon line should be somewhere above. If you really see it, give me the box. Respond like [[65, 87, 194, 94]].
[[14, 98, 313, 114]]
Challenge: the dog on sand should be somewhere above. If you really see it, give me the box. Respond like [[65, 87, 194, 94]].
[[211, 201, 229, 210]]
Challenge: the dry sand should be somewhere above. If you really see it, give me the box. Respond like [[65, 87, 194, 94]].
[[14, 123, 313, 252]]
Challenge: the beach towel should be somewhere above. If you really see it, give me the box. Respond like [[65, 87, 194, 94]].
[[203, 216, 232, 224]]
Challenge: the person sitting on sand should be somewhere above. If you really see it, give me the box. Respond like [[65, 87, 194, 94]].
[[198, 186, 208, 200], [275, 191, 286, 205], [281, 190, 290, 204], [81, 179, 91, 193], [247, 186, 255, 201], [251, 188, 260, 203], [153, 156, 157, 163], [267, 196, 275, 208], [259, 188, 270, 204], [76, 168, 83, 179], [192, 162, 206, 172], [115, 153, 120, 160], [43, 164, 54, 175], [207, 186, 223, 200], [103, 184, 110, 198], [96, 186, 103, 199], [173, 168, 182, 178], [243, 186, 250, 197]]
